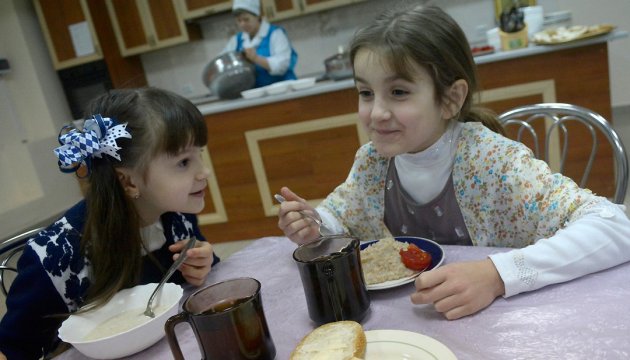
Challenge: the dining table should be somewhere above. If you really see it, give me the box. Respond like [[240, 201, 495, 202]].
[[56, 236, 630, 359]]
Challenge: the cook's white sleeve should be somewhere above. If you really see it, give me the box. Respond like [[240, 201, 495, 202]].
[[266, 29, 292, 75], [489, 202, 630, 297], [316, 207, 345, 235], [220, 36, 238, 55]]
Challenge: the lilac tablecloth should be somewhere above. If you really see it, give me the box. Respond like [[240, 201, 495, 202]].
[[57, 236, 630, 359]]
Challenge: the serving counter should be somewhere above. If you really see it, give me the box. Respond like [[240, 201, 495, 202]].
[[194, 30, 627, 243]]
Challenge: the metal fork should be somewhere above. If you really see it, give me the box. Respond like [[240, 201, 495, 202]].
[[143, 237, 197, 317]]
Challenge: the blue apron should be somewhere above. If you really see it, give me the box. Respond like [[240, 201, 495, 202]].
[[236, 24, 298, 88]]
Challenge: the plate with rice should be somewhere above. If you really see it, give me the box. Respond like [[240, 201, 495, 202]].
[[360, 236, 444, 290]]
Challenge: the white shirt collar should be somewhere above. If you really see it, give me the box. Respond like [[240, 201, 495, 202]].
[[397, 120, 460, 166], [140, 220, 166, 255], [394, 121, 462, 204], [241, 18, 270, 49]]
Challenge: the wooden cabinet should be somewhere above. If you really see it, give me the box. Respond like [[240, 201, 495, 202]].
[[33, 0, 103, 70], [262, 0, 363, 21], [177, 0, 232, 19], [301, 0, 362, 14], [105, 0, 197, 57], [262, 0, 300, 20]]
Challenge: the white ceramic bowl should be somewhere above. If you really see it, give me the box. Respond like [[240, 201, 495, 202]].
[[290, 77, 316, 90], [241, 87, 265, 99], [264, 81, 291, 95], [58, 283, 183, 359]]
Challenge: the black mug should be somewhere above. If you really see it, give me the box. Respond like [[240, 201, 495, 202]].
[[293, 235, 370, 325], [165, 277, 276, 360]]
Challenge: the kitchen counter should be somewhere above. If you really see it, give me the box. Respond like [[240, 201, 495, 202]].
[[194, 78, 354, 115], [474, 28, 627, 64], [194, 30, 624, 242], [193, 29, 627, 116]]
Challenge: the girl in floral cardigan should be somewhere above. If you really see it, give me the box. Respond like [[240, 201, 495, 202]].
[[277, 4, 630, 320]]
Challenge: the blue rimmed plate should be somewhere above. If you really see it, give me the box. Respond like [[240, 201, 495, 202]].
[[360, 236, 445, 291]]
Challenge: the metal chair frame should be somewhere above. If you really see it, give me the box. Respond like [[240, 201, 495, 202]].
[[498, 103, 628, 204], [0, 227, 44, 296]]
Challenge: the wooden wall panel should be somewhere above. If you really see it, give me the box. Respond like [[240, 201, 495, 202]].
[[199, 89, 358, 242], [478, 43, 614, 197]]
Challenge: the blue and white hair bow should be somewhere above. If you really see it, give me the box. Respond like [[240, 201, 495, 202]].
[[54, 114, 132, 174]]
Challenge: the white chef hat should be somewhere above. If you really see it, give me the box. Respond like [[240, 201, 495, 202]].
[[232, 0, 260, 16]]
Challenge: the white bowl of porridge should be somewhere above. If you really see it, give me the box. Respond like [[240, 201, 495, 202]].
[[58, 282, 183, 359]]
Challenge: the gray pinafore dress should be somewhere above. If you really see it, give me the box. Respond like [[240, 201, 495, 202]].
[[383, 161, 473, 246]]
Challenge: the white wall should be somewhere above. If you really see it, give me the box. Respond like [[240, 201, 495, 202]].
[[141, 0, 630, 107], [0, 0, 82, 239]]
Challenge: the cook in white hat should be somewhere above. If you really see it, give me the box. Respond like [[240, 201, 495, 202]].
[[220, 0, 298, 88]]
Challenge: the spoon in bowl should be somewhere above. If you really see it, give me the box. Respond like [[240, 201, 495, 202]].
[[144, 237, 197, 318], [274, 194, 336, 237]]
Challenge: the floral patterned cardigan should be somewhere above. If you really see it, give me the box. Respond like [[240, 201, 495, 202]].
[[319, 121, 605, 246]]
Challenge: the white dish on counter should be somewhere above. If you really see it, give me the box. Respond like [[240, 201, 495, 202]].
[[264, 81, 292, 95], [241, 77, 318, 99], [241, 87, 265, 99], [290, 77, 316, 90]]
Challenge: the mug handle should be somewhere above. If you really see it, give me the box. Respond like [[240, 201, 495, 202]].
[[165, 312, 189, 360]]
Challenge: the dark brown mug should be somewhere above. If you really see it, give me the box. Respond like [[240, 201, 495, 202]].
[[293, 235, 371, 325], [165, 277, 275, 360]]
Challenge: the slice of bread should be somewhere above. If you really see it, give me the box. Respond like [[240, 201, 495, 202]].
[[290, 320, 366, 360]]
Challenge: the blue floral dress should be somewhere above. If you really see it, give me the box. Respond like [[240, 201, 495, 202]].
[[0, 200, 218, 359]]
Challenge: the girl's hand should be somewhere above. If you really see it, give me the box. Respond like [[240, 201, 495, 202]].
[[277, 186, 320, 245], [410, 259, 505, 320], [169, 239, 214, 287]]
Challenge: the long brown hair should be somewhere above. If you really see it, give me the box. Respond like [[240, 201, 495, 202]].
[[80, 87, 207, 310], [349, 3, 503, 134]]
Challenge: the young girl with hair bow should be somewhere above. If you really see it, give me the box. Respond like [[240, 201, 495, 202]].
[[0, 87, 218, 359]]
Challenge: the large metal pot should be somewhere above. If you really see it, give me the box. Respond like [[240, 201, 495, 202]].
[[202, 51, 256, 99], [324, 47, 353, 81]]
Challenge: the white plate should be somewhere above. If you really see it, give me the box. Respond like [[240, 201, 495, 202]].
[[241, 87, 265, 99], [263, 80, 292, 95], [290, 77, 316, 90], [365, 330, 457, 359], [362, 236, 445, 291], [366, 272, 421, 291]]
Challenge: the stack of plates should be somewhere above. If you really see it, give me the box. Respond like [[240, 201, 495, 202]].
[[241, 77, 317, 99]]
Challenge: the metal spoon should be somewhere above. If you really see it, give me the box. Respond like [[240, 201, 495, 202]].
[[144, 237, 197, 318], [274, 194, 336, 237]]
